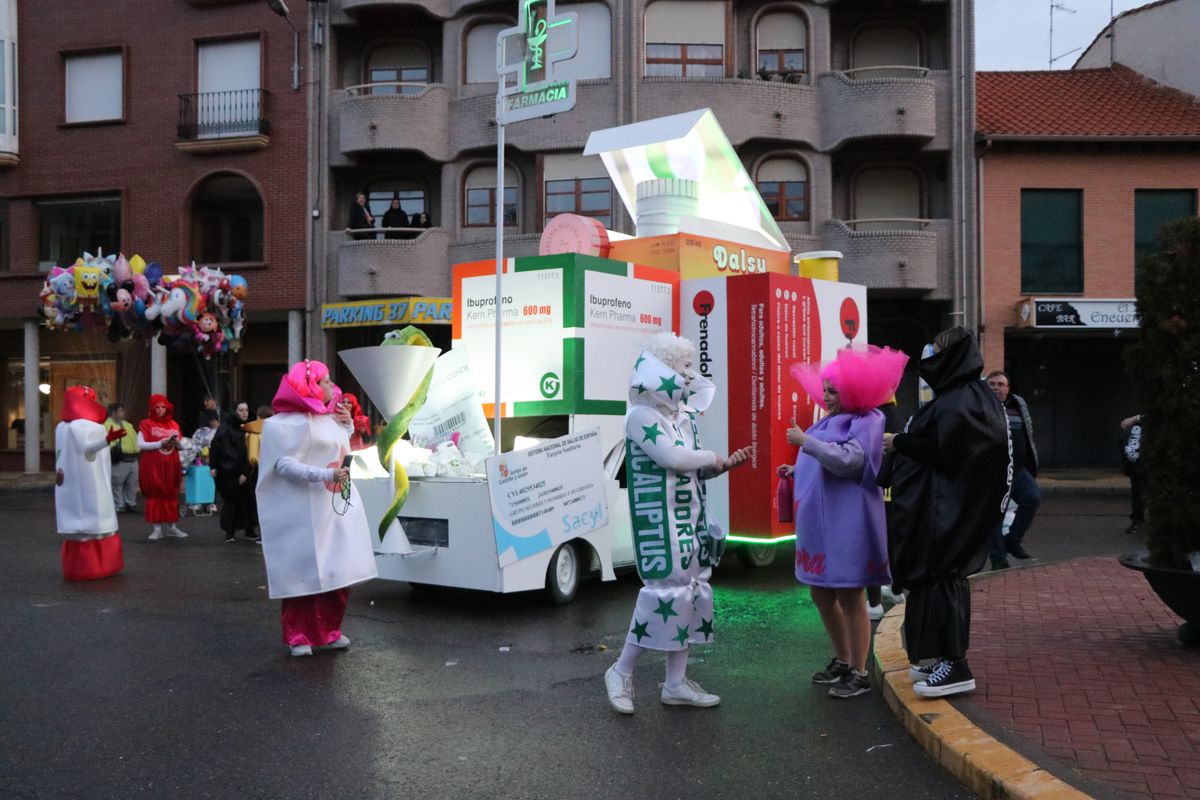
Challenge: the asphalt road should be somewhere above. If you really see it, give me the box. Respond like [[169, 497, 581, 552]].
[[0, 489, 1134, 800]]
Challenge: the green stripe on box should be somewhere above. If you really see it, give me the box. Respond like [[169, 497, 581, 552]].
[[512, 399, 572, 415], [576, 256, 628, 276], [513, 253, 577, 272], [573, 400, 626, 415]]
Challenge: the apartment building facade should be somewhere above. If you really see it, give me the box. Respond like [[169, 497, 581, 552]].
[[313, 0, 978, 410], [0, 0, 309, 470]]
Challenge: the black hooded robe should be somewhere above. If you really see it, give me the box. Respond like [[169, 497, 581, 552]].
[[890, 332, 1011, 663]]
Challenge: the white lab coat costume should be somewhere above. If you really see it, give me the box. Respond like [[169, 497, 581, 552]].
[[257, 412, 378, 599], [55, 419, 119, 538]]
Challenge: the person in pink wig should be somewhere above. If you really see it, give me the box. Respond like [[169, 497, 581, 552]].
[[780, 345, 908, 699], [256, 360, 378, 657]]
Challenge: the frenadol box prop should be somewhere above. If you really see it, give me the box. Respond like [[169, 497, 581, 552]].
[[680, 273, 868, 542], [452, 253, 679, 417]]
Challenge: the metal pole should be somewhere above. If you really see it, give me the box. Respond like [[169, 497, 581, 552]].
[[23, 321, 39, 474], [292, 28, 301, 91], [492, 123, 505, 456]]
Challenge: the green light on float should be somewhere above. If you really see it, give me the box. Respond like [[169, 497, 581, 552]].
[[725, 534, 796, 545]]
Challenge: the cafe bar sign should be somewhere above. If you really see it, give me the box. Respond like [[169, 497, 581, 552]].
[[321, 297, 452, 329], [1017, 298, 1138, 329]]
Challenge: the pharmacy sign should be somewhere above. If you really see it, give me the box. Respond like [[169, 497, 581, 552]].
[[496, 0, 578, 124]]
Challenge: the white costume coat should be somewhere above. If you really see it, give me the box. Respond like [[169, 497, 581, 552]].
[[257, 412, 378, 599], [623, 351, 724, 652], [55, 419, 118, 538]]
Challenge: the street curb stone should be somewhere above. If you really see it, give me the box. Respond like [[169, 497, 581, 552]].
[[871, 606, 1094, 800]]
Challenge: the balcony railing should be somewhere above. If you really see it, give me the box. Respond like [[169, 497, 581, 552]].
[[177, 89, 270, 140]]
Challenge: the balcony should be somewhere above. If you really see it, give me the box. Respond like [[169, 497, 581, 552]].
[[817, 69, 937, 150], [449, 234, 541, 266], [337, 229, 452, 298], [450, 80, 620, 156], [341, 0, 469, 19], [821, 218, 942, 292], [338, 83, 450, 161], [636, 78, 821, 148], [176, 89, 270, 154]]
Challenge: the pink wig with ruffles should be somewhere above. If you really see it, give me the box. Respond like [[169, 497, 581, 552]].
[[791, 345, 909, 414]]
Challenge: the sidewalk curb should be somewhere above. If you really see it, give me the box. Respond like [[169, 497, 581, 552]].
[[871, 607, 1093, 800]]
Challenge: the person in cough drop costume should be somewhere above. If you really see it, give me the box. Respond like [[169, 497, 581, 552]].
[[603, 333, 751, 714]]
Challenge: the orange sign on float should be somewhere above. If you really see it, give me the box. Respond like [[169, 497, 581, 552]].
[[608, 232, 791, 279]]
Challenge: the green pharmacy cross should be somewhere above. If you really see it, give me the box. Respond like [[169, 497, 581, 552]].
[[495, 0, 578, 125]]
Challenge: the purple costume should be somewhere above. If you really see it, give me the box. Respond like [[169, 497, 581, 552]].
[[792, 409, 891, 588]]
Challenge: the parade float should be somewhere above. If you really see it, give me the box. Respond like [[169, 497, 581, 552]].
[[340, 107, 872, 601]]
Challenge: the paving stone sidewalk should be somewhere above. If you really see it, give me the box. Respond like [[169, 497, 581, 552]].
[[964, 557, 1200, 798]]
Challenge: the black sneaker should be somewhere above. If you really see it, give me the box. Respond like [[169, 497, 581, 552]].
[[811, 657, 851, 685], [991, 558, 1011, 571], [829, 670, 871, 699], [1005, 540, 1032, 560], [908, 663, 936, 682], [913, 659, 976, 698]]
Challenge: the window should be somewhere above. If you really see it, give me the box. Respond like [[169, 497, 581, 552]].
[[464, 166, 518, 227], [644, 1, 725, 78], [1021, 189, 1083, 294], [1135, 189, 1196, 263], [546, 179, 611, 226], [367, 43, 430, 95], [38, 197, 120, 270], [851, 25, 923, 77], [64, 51, 123, 123], [191, 175, 263, 264], [557, 3, 612, 80], [756, 12, 807, 78], [367, 179, 428, 220], [757, 159, 808, 221], [193, 39, 262, 139], [465, 23, 511, 84]]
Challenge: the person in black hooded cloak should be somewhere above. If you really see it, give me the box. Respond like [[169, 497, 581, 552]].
[[885, 327, 1011, 698]]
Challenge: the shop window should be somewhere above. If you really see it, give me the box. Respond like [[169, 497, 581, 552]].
[[367, 43, 431, 95], [545, 178, 611, 227], [1021, 189, 1083, 294], [756, 158, 808, 221], [37, 196, 120, 271], [464, 166, 518, 227], [756, 12, 807, 79], [644, 1, 725, 78], [64, 50, 123, 123], [191, 175, 263, 264]]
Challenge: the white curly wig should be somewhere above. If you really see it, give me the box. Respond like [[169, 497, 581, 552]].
[[644, 332, 697, 377]]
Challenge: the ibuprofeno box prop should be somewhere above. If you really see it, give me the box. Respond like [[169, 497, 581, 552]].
[[679, 273, 868, 542], [452, 253, 679, 417]]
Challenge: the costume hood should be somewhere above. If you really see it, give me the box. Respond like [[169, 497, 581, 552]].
[[919, 332, 984, 395], [628, 350, 715, 415], [271, 374, 341, 415], [62, 386, 106, 424], [148, 393, 175, 423]]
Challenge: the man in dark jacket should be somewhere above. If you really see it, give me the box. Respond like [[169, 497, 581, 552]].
[[209, 401, 256, 542], [986, 371, 1040, 566], [886, 328, 1011, 698]]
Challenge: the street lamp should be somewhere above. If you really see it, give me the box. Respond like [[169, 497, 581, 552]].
[[267, 0, 301, 91]]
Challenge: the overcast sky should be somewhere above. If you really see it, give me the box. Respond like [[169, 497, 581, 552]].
[[975, 0, 1148, 71]]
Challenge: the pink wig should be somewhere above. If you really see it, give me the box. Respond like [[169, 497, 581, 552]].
[[791, 345, 908, 414], [275, 359, 342, 414]]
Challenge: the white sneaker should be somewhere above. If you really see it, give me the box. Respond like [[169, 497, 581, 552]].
[[147, 528, 163, 541], [881, 586, 906, 605], [660, 678, 720, 708], [166, 526, 188, 538], [868, 603, 885, 621], [290, 644, 313, 657], [604, 664, 634, 714], [318, 635, 351, 651]]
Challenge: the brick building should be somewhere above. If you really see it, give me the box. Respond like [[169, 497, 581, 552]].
[[977, 66, 1200, 467], [312, 0, 978, 412], [0, 0, 309, 471]]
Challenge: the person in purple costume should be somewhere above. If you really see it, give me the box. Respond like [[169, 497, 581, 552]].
[[781, 345, 908, 699]]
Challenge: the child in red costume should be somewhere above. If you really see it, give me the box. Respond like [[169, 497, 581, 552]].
[[55, 386, 127, 580], [342, 392, 372, 451], [138, 394, 186, 541]]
